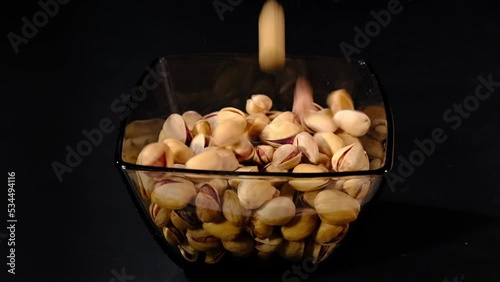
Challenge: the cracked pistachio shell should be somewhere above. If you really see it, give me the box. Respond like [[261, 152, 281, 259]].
[[314, 132, 345, 158], [288, 164, 330, 192], [217, 107, 247, 125], [293, 132, 320, 164], [185, 149, 223, 170], [136, 142, 175, 177], [245, 113, 270, 139], [260, 121, 303, 147], [205, 249, 225, 264], [281, 208, 319, 241], [192, 119, 212, 137], [222, 234, 255, 257], [255, 230, 284, 253], [246, 94, 273, 114], [255, 197, 296, 226], [333, 110, 371, 137], [314, 222, 349, 245], [186, 228, 221, 252], [149, 203, 171, 228], [342, 179, 371, 199], [202, 111, 218, 132], [272, 144, 302, 170], [297, 189, 321, 208], [314, 190, 360, 225], [317, 153, 332, 170], [331, 143, 370, 172], [279, 240, 305, 262], [160, 113, 193, 145], [178, 244, 199, 262], [203, 220, 243, 241], [228, 136, 255, 162], [195, 184, 222, 223], [212, 119, 247, 147], [163, 225, 186, 246], [189, 133, 211, 155], [222, 189, 251, 227], [253, 145, 275, 166], [181, 111, 202, 130], [163, 139, 195, 165], [247, 215, 273, 239], [237, 180, 278, 210], [326, 89, 354, 114], [302, 111, 337, 133], [170, 204, 200, 231], [359, 135, 384, 159], [151, 179, 197, 210]]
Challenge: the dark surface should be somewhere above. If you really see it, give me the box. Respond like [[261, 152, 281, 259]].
[[1, 0, 499, 281]]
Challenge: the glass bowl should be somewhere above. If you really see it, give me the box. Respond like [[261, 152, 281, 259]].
[[114, 54, 394, 271]]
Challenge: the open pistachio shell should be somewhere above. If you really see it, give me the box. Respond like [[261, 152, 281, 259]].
[[192, 119, 212, 137], [247, 215, 273, 240], [272, 144, 302, 170], [186, 228, 222, 252], [178, 244, 199, 262], [195, 184, 222, 223], [331, 143, 370, 172], [160, 113, 193, 145], [170, 204, 200, 231], [246, 94, 273, 114], [222, 189, 251, 227], [163, 139, 195, 164], [314, 132, 345, 158], [181, 111, 202, 131], [293, 132, 320, 164], [149, 203, 171, 228], [245, 113, 270, 140], [163, 225, 186, 246], [260, 121, 303, 147]]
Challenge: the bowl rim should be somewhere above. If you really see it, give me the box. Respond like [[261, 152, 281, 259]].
[[114, 54, 394, 178]]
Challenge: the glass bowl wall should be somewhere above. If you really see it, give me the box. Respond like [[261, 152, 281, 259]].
[[115, 54, 394, 270]]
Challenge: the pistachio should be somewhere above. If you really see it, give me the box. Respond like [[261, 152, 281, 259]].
[[331, 143, 370, 172], [151, 179, 197, 210], [255, 230, 284, 253], [205, 249, 225, 264], [163, 225, 186, 246], [228, 166, 259, 188], [370, 118, 388, 142], [314, 222, 349, 245], [246, 94, 273, 114], [203, 220, 243, 241], [314, 190, 360, 225], [271, 111, 297, 124], [247, 215, 273, 239], [204, 179, 229, 196], [314, 132, 345, 158], [333, 110, 371, 137], [217, 107, 247, 129], [222, 234, 255, 257], [359, 135, 384, 160], [281, 208, 319, 241], [288, 164, 330, 192], [170, 204, 200, 231], [296, 189, 321, 208], [192, 119, 212, 136], [135, 171, 156, 200], [222, 190, 251, 227], [228, 136, 255, 162], [262, 163, 288, 173], [162, 139, 195, 164], [160, 113, 193, 145], [342, 179, 371, 199], [255, 197, 296, 226], [258, 0, 285, 71], [186, 228, 221, 252], [307, 243, 336, 263], [178, 244, 199, 262], [272, 144, 302, 170], [337, 132, 361, 146], [195, 184, 222, 223], [302, 111, 337, 133], [266, 110, 283, 121], [202, 111, 218, 132], [326, 89, 354, 114], [253, 145, 275, 167], [293, 132, 320, 164], [149, 203, 171, 228], [136, 142, 174, 177], [370, 158, 383, 170], [260, 121, 303, 147], [212, 119, 246, 147], [181, 111, 203, 131], [279, 183, 297, 201], [185, 149, 223, 170], [237, 180, 278, 210], [189, 133, 211, 155], [212, 147, 240, 171], [245, 113, 270, 140], [317, 153, 332, 170], [279, 240, 305, 262]]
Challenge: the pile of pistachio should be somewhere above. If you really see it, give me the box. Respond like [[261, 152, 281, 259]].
[[125, 85, 387, 264]]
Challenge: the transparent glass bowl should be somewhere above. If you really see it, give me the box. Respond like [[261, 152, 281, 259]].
[[114, 54, 394, 270]]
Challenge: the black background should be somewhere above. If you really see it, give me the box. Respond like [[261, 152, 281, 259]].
[[1, 0, 499, 281]]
